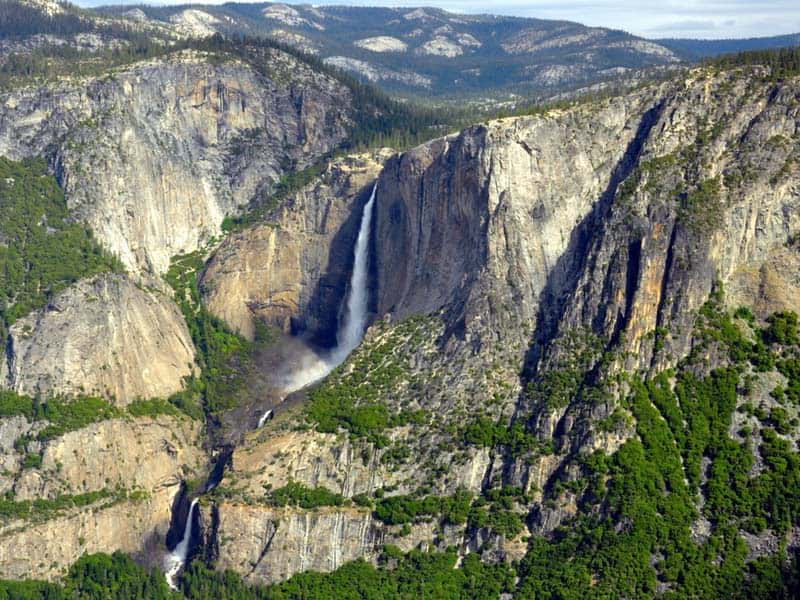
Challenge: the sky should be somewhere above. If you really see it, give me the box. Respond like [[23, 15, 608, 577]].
[[76, 0, 800, 40]]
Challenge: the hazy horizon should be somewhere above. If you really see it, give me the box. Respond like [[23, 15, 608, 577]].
[[72, 0, 800, 40]]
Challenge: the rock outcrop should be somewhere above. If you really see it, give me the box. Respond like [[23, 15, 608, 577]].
[[0, 486, 180, 581], [374, 93, 656, 348], [201, 150, 392, 341], [202, 504, 383, 585], [0, 49, 352, 274], [11, 416, 204, 500], [0, 414, 204, 580], [1, 274, 195, 405]]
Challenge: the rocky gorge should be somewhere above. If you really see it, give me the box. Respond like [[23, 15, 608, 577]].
[[193, 65, 799, 588], [0, 7, 800, 595]]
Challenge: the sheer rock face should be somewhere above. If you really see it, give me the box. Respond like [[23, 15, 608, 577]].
[[199, 503, 478, 586], [202, 505, 384, 585], [203, 70, 800, 584], [11, 416, 204, 501], [201, 150, 392, 341], [374, 92, 655, 354], [0, 415, 204, 580], [0, 50, 352, 275], [376, 73, 800, 379], [1, 274, 195, 405], [0, 486, 180, 581], [225, 420, 492, 506]]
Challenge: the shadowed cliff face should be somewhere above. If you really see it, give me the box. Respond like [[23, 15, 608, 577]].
[[201, 150, 393, 344], [0, 49, 352, 275], [373, 130, 490, 323], [198, 68, 800, 585]]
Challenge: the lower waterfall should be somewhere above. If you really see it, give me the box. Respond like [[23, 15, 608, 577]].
[[164, 497, 199, 589]]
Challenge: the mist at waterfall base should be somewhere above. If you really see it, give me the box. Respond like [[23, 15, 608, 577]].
[[163, 185, 378, 586], [275, 183, 377, 395]]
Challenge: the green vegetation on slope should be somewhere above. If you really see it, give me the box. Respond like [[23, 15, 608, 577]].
[[373, 489, 472, 527], [165, 251, 272, 418], [304, 317, 431, 446], [0, 489, 133, 524], [0, 157, 122, 337], [1, 391, 119, 441], [516, 294, 800, 598], [265, 481, 345, 510], [0, 548, 514, 600], [0, 391, 180, 438], [462, 416, 553, 457]]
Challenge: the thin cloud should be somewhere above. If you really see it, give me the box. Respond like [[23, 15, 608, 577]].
[[646, 20, 720, 33]]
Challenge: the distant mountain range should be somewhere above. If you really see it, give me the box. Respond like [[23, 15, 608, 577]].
[[7, 1, 800, 102], [656, 33, 800, 59], [92, 2, 685, 101]]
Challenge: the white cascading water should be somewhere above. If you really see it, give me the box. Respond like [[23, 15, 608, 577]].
[[257, 409, 273, 428], [166, 185, 379, 582], [164, 497, 199, 589], [278, 183, 378, 395], [330, 181, 376, 363]]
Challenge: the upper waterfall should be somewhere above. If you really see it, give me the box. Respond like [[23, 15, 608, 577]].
[[330, 181, 377, 364], [279, 182, 378, 394]]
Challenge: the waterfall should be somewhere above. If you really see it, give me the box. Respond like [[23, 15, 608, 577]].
[[163, 184, 378, 584], [257, 409, 273, 428], [279, 183, 377, 394], [329, 181, 376, 364], [164, 497, 198, 589]]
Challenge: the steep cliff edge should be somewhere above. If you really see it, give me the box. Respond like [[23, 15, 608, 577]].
[[197, 66, 800, 586], [0, 48, 352, 275]]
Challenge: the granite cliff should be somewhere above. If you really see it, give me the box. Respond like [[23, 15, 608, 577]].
[[193, 65, 800, 585], [2, 274, 195, 404], [0, 48, 352, 275]]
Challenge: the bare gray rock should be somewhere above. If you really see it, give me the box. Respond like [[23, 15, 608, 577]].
[[0, 49, 352, 274], [2, 274, 195, 405]]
